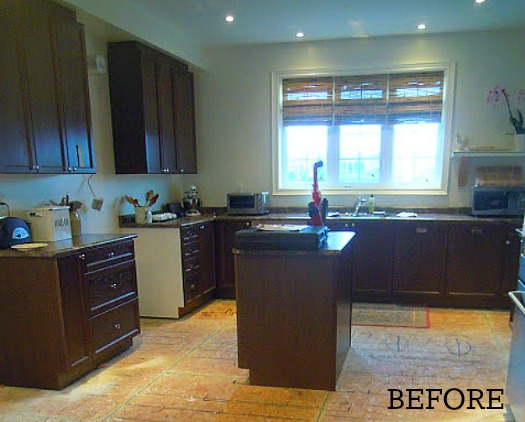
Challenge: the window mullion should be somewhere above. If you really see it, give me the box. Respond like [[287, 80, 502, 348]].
[[326, 125, 339, 186]]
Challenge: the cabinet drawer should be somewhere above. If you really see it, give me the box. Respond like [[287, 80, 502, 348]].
[[89, 299, 139, 355], [183, 257, 201, 278], [184, 274, 201, 303], [84, 240, 134, 271], [181, 223, 209, 245], [85, 261, 137, 315], [182, 243, 201, 260]]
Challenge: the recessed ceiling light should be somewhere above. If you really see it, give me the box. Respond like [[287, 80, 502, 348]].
[[475, 0, 485, 3], [225, 14, 234, 22], [296, 31, 305, 38], [417, 23, 426, 30]]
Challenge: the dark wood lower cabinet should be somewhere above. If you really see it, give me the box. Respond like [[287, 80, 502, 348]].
[[0, 236, 140, 390], [234, 232, 354, 391], [393, 221, 448, 301], [447, 222, 520, 308], [214, 220, 252, 298], [328, 221, 394, 302], [328, 218, 520, 308]]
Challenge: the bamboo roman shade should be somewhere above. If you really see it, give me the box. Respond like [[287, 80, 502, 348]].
[[282, 71, 444, 125]]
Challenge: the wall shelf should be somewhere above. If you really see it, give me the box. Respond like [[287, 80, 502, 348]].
[[451, 150, 525, 158], [451, 151, 525, 187]]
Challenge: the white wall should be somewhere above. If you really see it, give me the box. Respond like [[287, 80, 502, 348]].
[[195, 29, 525, 209], [0, 17, 185, 233]]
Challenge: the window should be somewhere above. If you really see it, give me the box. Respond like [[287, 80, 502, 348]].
[[272, 64, 454, 194]]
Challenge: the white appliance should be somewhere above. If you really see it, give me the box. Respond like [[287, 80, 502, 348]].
[[120, 227, 184, 318]]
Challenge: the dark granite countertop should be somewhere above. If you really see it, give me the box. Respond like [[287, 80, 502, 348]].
[[119, 214, 215, 229], [119, 209, 520, 227], [0, 233, 137, 259], [232, 231, 355, 256]]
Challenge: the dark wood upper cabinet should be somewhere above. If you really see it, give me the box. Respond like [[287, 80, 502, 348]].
[[108, 41, 197, 174], [0, 0, 95, 174]]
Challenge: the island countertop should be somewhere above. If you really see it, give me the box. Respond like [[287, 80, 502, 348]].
[[232, 231, 355, 256]]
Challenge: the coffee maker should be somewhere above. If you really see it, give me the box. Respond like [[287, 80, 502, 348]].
[[182, 185, 201, 216]]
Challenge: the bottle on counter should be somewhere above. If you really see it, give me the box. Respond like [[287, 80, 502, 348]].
[[368, 194, 375, 214]]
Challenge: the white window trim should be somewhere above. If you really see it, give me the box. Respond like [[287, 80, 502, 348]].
[[271, 62, 456, 196]]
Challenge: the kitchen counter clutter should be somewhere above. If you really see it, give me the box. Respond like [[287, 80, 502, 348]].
[[0, 234, 140, 389]]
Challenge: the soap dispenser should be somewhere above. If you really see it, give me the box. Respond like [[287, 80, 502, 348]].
[[368, 194, 375, 214]]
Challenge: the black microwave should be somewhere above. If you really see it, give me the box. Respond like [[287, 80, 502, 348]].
[[472, 185, 525, 216], [227, 192, 269, 215]]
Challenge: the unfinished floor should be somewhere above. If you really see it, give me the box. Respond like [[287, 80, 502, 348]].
[[0, 300, 514, 421]]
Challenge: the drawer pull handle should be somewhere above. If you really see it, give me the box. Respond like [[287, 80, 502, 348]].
[[199, 225, 205, 230], [505, 240, 511, 245], [114, 323, 121, 330], [108, 252, 115, 258], [110, 283, 118, 289], [190, 283, 196, 290], [471, 228, 483, 235], [416, 228, 427, 234]]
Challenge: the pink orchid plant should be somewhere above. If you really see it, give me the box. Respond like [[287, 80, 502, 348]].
[[486, 86, 525, 134]]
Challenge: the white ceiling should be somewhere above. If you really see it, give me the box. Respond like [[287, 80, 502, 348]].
[[141, 0, 525, 47]]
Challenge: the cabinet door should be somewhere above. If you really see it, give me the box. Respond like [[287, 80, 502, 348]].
[[197, 222, 216, 294], [173, 71, 197, 174], [215, 220, 252, 298], [328, 220, 394, 301], [0, 0, 34, 173], [14, 0, 65, 173], [52, 6, 95, 173], [394, 222, 447, 296], [141, 49, 163, 174], [501, 224, 520, 305], [156, 56, 178, 173], [58, 254, 90, 369], [447, 223, 505, 299]]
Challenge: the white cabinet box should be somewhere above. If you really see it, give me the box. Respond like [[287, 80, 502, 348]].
[[27, 206, 71, 242]]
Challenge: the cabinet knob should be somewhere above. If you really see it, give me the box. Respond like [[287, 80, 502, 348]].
[[505, 240, 511, 245], [108, 252, 115, 258], [180, 169, 185, 173], [114, 323, 121, 330], [110, 283, 118, 289], [245, 222, 250, 227], [78, 254, 86, 260], [72, 167, 77, 171], [32, 165, 40, 171], [199, 225, 205, 230]]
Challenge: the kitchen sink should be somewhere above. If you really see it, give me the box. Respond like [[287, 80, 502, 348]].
[[328, 211, 389, 219]]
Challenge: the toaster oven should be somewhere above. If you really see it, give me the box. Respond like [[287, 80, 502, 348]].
[[227, 192, 269, 215]]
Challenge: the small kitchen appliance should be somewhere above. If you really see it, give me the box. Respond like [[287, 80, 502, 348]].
[[27, 206, 71, 242], [471, 185, 525, 216], [227, 192, 269, 215], [182, 185, 202, 216]]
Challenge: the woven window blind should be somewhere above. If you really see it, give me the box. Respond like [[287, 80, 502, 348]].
[[282, 71, 444, 125]]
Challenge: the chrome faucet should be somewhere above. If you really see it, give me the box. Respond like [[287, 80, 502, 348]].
[[353, 196, 367, 214]]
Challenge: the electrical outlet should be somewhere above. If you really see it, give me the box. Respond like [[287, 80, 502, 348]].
[[91, 197, 104, 211]]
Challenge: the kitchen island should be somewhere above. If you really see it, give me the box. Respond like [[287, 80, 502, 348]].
[[233, 231, 355, 391]]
